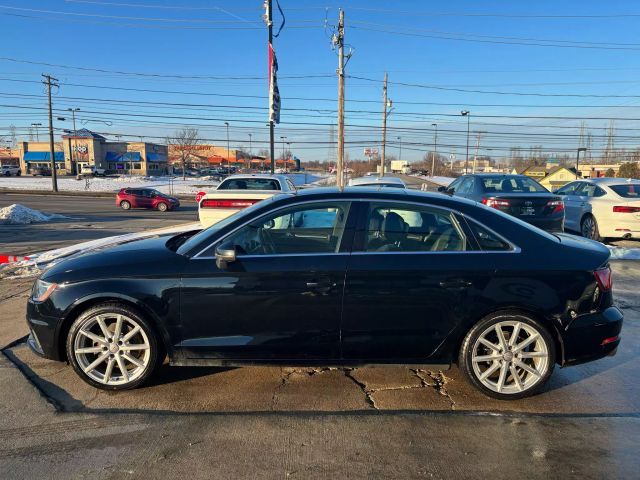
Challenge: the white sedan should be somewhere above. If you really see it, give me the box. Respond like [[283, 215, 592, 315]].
[[198, 174, 296, 227], [554, 177, 640, 241]]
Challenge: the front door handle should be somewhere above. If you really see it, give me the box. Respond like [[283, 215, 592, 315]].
[[439, 279, 472, 290]]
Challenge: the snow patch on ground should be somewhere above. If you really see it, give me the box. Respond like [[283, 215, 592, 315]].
[[0, 175, 219, 196], [0, 204, 68, 225], [0, 221, 202, 278], [413, 175, 455, 187], [608, 246, 640, 260]]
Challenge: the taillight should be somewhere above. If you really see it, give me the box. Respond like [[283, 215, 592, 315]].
[[594, 267, 612, 292], [482, 198, 510, 209], [546, 199, 565, 213], [613, 206, 640, 213], [200, 199, 259, 209]]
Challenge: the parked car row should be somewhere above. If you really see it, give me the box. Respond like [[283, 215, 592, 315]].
[[438, 174, 640, 242]]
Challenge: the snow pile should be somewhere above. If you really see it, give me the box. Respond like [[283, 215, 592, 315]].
[[608, 246, 640, 260], [0, 204, 68, 225], [0, 221, 202, 279]]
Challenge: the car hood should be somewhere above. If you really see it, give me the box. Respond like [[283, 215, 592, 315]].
[[42, 235, 184, 283]]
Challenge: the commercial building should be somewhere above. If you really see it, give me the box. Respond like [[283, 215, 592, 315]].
[[18, 129, 168, 175]]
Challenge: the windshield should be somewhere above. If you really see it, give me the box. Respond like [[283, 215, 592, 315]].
[[218, 178, 281, 191], [610, 184, 640, 198], [176, 198, 275, 255], [481, 176, 548, 193]]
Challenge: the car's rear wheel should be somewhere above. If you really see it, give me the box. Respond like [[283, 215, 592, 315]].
[[581, 214, 601, 242], [66, 303, 161, 390], [120, 200, 131, 210], [459, 312, 555, 400], [157, 202, 168, 212], [16, 170, 20, 176]]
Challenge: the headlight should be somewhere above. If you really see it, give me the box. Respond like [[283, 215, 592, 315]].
[[32, 279, 58, 302]]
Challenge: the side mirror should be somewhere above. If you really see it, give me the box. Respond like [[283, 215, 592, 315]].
[[437, 186, 446, 192], [215, 243, 236, 269]]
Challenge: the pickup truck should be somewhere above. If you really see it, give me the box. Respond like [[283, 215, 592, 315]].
[[198, 174, 296, 227], [1, 165, 21, 177], [80, 165, 106, 177]]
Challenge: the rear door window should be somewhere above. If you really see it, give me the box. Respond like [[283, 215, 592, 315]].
[[363, 203, 468, 252]]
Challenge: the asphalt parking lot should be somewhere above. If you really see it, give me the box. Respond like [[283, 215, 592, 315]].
[[1, 191, 640, 477]]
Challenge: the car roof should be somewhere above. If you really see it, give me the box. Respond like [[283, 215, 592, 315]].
[[221, 174, 288, 181], [270, 186, 479, 208], [463, 173, 527, 178], [348, 176, 406, 186], [583, 177, 640, 184]]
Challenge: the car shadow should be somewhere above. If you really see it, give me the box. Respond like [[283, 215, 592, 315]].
[[150, 363, 236, 387]]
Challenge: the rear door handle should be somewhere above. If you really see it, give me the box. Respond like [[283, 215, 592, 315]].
[[439, 279, 472, 290]]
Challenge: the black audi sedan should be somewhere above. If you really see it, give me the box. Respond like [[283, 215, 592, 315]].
[[26, 187, 622, 399], [439, 174, 565, 233]]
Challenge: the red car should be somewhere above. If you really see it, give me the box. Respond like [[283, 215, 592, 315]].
[[116, 188, 180, 212]]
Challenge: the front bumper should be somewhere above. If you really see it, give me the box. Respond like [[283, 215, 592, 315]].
[[26, 298, 64, 361], [562, 306, 623, 366]]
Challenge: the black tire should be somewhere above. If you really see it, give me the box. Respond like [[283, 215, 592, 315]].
[[580, 214, 602, 242], [458, 311, 556, 400], [120, 200, 131, 210], [16, 170, 21, 176], [4, 171, 9, 177], [157, 202, 168, 212], [66, 302, 162, 391]]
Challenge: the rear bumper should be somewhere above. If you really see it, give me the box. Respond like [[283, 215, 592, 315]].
[[562, 306, 623, 366], [522, 216, 564, 233]]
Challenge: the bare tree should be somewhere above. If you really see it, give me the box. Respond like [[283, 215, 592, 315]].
[[166, 128, 200, 180]]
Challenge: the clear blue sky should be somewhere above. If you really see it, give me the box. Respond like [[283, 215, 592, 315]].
[[2, 0, 640, 163]]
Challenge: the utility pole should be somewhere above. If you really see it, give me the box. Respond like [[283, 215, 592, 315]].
[[335, 9, 346, 188], [31, 123, 42, 142], [431, 123, 438, 177], [472, 131, 485, 174], [43, 74, 59, 192], [280, 136, 287, 170], [67, 108, 80, 173], [461, 110, 470, 174], [224, 122, 230, 168], [381, 72, 389, 177], [248, 133, 252, 159]]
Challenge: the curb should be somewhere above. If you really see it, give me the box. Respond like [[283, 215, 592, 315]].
[[0, 189, 197, 201]]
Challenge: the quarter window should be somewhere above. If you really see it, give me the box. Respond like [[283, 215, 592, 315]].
[[466, 220, 512, 251], [222, 202, 351, 255], [364, 203, 467, 252]]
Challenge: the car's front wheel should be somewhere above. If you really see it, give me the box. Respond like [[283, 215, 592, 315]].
[[459, 312, 555, 400], [66, 303, 162, 390], [120, 200, 131, 210], [157, 202, 168, 212]]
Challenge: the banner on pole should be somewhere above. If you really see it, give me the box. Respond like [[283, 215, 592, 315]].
[[268, 43, 281, 124]]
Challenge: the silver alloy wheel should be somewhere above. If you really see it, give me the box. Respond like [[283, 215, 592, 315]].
[[581, 216, 596, 239], [471, 321, 550, 395], [73, 313, 151, 386], [120, 200, 131, 210], [157, 202, 167, 212]]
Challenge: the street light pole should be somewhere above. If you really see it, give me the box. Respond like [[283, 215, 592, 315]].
[[224, 122, 230, 168], [397, 136, 402, 161], [576, 147, 587, 179], [461, 111, 470, 174], [280, 136, 287, 171], [431, 123, 438, 177]]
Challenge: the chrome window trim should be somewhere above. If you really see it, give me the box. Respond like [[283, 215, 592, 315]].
[[191, 196, 522, 259]]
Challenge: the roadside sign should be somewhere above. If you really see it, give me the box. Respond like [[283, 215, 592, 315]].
[[195, 191, 206, 203]]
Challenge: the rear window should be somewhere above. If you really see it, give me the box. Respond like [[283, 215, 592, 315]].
[[481, 176, 547, 193], [610, 184, 640, 198], [218, 178, 281, 190]]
